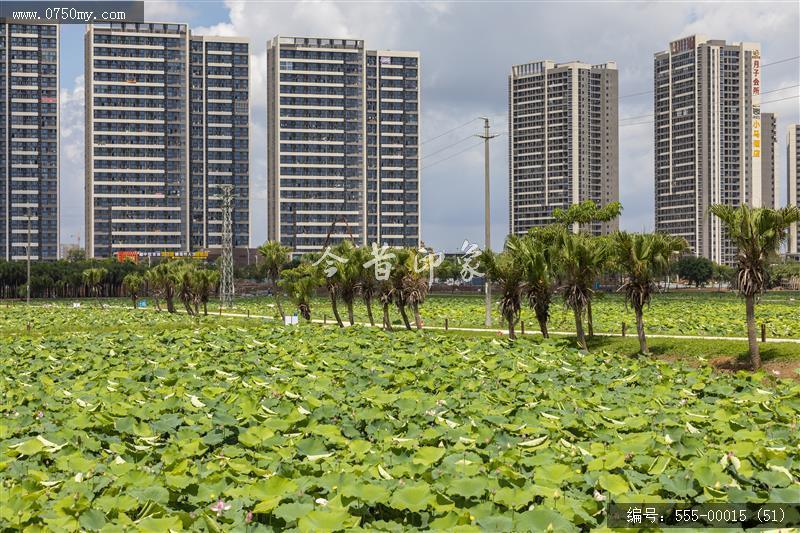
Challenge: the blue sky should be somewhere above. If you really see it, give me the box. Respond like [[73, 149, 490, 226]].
[[58, 0, 800, 251]]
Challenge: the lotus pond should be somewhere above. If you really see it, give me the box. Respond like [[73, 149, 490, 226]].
[[1, 306, 800, 531]]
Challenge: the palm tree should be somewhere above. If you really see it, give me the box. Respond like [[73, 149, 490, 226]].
[[556, 233, 608, 351], [257, 241, 291, 320], [279, 262, 323, 321], [402, 248, 431, 330], [709, 204, 800, 368], [613, 232, 687, 354], [190, 268, 219, 316], [480, 240, 526, 339], [333, 241, 360, 326], [389, 248, 414, 330], [122, 272, 143, 309], [172, 262, 197, 316], [82, 267, 107, 300], [513, 228, 561, 338], [354, 246, 378, 327], [147, 263, 176, 313]]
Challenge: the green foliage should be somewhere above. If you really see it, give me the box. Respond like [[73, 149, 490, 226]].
[[1, 306, 799, 530], [552, 200, 623, 232], [82, 267, 107, 298], [709, 205, 800, 298], [710, 204, 800, 367], [480, 237, 528, 338], [279, 261, 324, 320], [674, 255, 715, 287], [768, 261, 800, 289]]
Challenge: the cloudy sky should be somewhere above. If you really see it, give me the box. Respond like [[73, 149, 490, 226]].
[[59, 0, 800, 251]]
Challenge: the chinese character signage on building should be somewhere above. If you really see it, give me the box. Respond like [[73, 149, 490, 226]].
[[752, 49, 761, 159]]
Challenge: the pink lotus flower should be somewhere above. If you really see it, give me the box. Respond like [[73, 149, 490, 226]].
[[36, 411, 44, 419], [245, 511, 253, 524], [210, 499, 231, 516]]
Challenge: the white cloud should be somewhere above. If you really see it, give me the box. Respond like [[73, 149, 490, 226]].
[[143, 0, 196, 22], [59, 75, 85, 244]]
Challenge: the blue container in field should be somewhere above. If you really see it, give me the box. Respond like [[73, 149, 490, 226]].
[[137, 299, 147, 308]]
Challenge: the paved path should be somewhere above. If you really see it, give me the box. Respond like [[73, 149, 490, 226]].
[[144, 306, 800, 345]]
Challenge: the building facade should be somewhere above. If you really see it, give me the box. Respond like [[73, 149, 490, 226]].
[[789, 124, 799, 255], [1, 22, 59, 261], [761, 113, 777, 209], [508, 60, 619, 236], [85, 23, 249, 258], [189, 35, 249, 249], [267, 36, 420, 254], [654, 35, 765, 266]]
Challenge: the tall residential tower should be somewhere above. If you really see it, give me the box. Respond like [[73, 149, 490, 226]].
[[654, 35, 768, 265], [1, 22, 59, 261], [508, 60, 619, 236], [761, 113, 777, 209], [788, 124, 799, 255], [267, 36, 420, 254], [85, 22, 249, 258]]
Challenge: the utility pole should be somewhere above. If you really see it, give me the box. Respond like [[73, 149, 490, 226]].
[[219, 185, 235, 308], [477, 117, 498, 327]]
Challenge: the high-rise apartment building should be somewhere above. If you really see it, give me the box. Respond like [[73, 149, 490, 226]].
[[365, 49, 420, 248], [508, 60, 619, 236], [1, 22, 59, 261], [761, 113, 777, 209], [85, 22, 249, 258], [267, 36, 420, 254], [189, 35, 250, 249], [788, 124, 799, 255], [654, 35, 765, 266]]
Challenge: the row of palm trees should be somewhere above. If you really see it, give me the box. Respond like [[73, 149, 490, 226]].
[[259, 240, 434, 331], [263, 204, 799, 370], [84, 261, 219, 316]]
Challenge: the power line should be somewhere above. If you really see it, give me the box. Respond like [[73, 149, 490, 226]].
[[618, 84, 800, 123], [421, 134, 475, 160], [421, 117, 480, 145], [619, 55, 800, 99], [421, 133, 506, 171], [761, 94, 800, 105], [619, 94, 800, 127], [763, 55, 800, 67]]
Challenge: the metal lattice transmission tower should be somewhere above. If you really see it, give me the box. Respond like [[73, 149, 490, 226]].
[[219, 185, 235, 308]]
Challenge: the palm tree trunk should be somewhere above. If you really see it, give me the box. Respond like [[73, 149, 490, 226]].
[[364, 296, 375, 327], [411, 301, 423, 329], [131, 296, 136, 309], [273, 280, 285, 320], [635, 307, 648, 355], [382, 302, 393, 331], [330, 293, 344, 327], [537, 315, 549, 338], [508, 315, 516, 340], [398, 304, 412, 330], [534, 302, 549, 338], [586, 299, 594, 338], [346, 300, 355, 326], [574, 305, 587, 351], [745, 294, 761, 369], [203, 302, 208, 316]]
